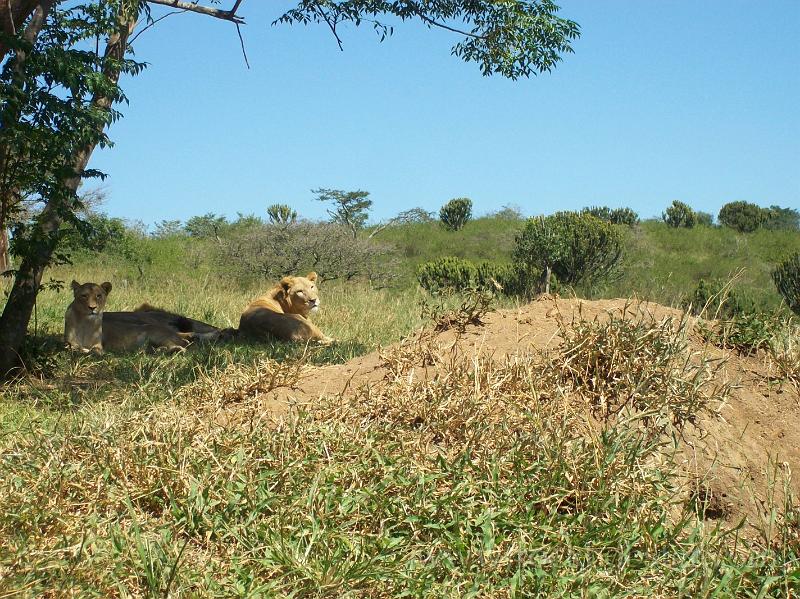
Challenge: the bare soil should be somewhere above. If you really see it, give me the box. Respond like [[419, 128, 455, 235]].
[[231, 297, 800, 531]]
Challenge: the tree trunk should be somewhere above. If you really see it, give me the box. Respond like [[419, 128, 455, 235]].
[[0, 11, 136, 377], [0, 228, 8, 273], [539, 265, 552, 296], [0, 0, 41, 60]]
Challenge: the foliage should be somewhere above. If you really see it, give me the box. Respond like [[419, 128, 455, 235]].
[[275, 0, 581, 79], [151, 219, 184, 238], [0, 2, 143, 272], [393, 207, 435, 224], [582, 206, 639, 226], [718, 201, 767, 233], [492, 204, 524, 220], [184, 213, 228, 238], [699, 311, 783, 356], [220, 221, 397, 287], [772, 252, 800, 315], [764, 205, 800, 231], [662, 200, 696, 228], [439, 197, 473, 231], [684, 278, 755, 319], [266, 203, 297, 225], [417, 256, 531, 297], [313, 188, 372, 238], [695, 211, 714, 226], [513, 211, 624, 290]]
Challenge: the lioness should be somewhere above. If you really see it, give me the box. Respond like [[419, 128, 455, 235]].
[[64, 280, 111, 353], [239, 272, 333, 344], [65, 280, 196, 353]]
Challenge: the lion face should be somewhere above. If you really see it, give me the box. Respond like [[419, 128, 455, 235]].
[[279, 272, 321, 316], [71, 280, 112, 316]]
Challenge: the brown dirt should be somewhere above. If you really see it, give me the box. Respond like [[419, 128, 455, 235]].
[[228, 297, 800, 532]]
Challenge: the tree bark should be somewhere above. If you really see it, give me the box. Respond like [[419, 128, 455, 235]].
[[539, 265, 552, 296], [0, 228, 8, 273], [0, 0, 55, 275], [0, 10, 137, 377], [0, 0, 40, 60]]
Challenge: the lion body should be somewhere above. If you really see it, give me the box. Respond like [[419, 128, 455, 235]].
[[64, 281, 227, 353], [239, 272, 333, 344]]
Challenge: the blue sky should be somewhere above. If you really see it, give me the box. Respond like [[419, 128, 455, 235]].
[[89, 0, 800, 226]]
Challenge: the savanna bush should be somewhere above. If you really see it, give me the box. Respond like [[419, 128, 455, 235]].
[[220, 221, 398, 287], [718, 201, 766, 233], [439, 198, 473, 231], [417, 256, 531, 296], [662, 200, 696, 228], [684, 279, 755, 319], [582, 206, 639, 227], [772, 251, 800, 315], [513, 211, 624, 292]]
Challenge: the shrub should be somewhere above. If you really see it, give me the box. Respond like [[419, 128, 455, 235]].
[[267, 204, 297, 225], [581, 206, 638, 227], [417, 257, 534, 297], [718, 201, 766, 233], [439, 198, 473, 231], [185, 213, 228, 238], [763, 205, 800, 231], [772, 252, 800, 315], [695, 211, 714, 227], [513, 211, 624, 293], [684, 279, 754, 319], [610, 207, 639, 226], [220, 221, 397, 287], [662, 201, 696, 228]]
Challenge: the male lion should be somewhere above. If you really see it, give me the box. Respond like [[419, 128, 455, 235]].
[[239, 271, 333, 344], [65, 280, 222, 353]]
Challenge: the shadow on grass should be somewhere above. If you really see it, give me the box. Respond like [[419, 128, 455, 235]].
[[5, 333, 370, 412]]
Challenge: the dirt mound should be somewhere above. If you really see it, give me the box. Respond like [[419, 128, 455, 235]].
[[220, 297, 800, 532]]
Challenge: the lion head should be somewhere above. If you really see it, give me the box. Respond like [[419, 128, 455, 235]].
[[70, 280, 112, 316], [277, 272, 321, 317]]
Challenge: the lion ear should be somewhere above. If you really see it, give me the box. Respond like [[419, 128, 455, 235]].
[[101, 282, 112, 295], [306, 271, 318, 282], [71, 280, 80, 292], [280, 276, 294, 292]]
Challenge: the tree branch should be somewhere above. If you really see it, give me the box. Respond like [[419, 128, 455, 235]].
[[145, 0, 245, 24]]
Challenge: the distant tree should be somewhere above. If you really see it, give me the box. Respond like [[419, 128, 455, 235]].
[[663, 201, 696, 228], [582, 206, 638, 227], [772, 252, 800, 316], [152, 220, 184, 238], [513, 212, 624, 294], [763, 205, 800, 231], [394, 207, 436, 224], [718, 201, 766, 233], [314, 188, 372, 239], [185, 213, 228, 239], [609, 207, 639, 226], [581, 206, 612, 222], [493, 204, 524, 220], [267, 203, 297, 225], [440, 197, 473, 231], [695, 211, 714, 227]]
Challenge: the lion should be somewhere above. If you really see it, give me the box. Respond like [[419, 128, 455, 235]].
[[65, 280, 227, 353], [238, 271, 334, 344], [64, 280, 112, 353]]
